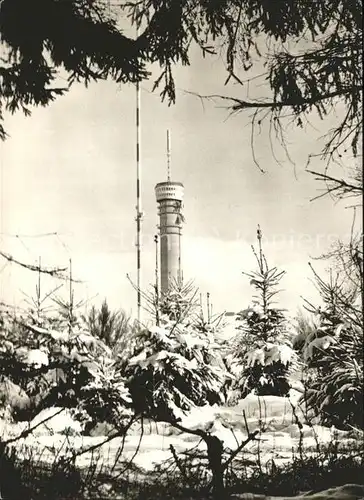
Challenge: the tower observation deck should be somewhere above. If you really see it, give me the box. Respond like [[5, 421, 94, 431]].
[[155, 181, 184, 295]]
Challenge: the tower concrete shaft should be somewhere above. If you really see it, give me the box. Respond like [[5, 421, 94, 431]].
[[155, 181, 184, 295]]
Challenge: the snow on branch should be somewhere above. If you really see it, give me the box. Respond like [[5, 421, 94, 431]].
[[0, 250, 81, 282]]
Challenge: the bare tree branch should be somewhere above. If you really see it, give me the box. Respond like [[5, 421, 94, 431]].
[[307, 169, 363, 202], [0, 250, 68, 277]]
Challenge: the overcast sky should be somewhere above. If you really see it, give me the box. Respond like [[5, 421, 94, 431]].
[[0, 44, 357, 323]]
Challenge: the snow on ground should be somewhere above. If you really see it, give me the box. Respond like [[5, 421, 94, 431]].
[[1, 393, 357, 474], [231, 484, 364, 499]]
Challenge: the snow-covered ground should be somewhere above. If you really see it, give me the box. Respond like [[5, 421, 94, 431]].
[[231, 484, 364, 499], [1, 392, 358, 477]]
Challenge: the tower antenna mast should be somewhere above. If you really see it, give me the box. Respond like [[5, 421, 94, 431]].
[[154, 234, 159, 325], [167, 129, 171, 181], [135, 26, 142, 324]]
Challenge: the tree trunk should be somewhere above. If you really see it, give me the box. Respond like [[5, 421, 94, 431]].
[[206, 435, 225, 499]]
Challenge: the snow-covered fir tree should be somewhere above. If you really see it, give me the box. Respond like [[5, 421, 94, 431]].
[[0, 274, 132, 431], [124, 280, 230, 423], [229, 226, 296, 398], [294, 235, 363, 429]]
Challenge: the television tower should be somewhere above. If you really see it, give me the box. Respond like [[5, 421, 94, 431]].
[[155, 131, 184, 295]]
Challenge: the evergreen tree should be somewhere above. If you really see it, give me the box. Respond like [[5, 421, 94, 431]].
[[0, 280, 132, 429], [295, 235, 363, 429], [230, 226, 295, 398], [84, 299, 131, 349], [124, 280, 228, 422]]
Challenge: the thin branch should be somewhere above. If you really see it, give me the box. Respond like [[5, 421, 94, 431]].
[[307, 169, 363, 202], [3, 408, 66, 446], [67, 413, 137, 461], [113, 415, 145, 477], [187, 88, 361, 112], [0, 250, 68, 277], [222, 429, 259, 471]]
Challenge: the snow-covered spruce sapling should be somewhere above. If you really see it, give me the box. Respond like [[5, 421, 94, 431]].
[[126, 323, 221, 414], [83, 299, 133, 350], [295, 235, 363, 429], [0, 266, 132, 430], [230, 226, 296, 398]]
